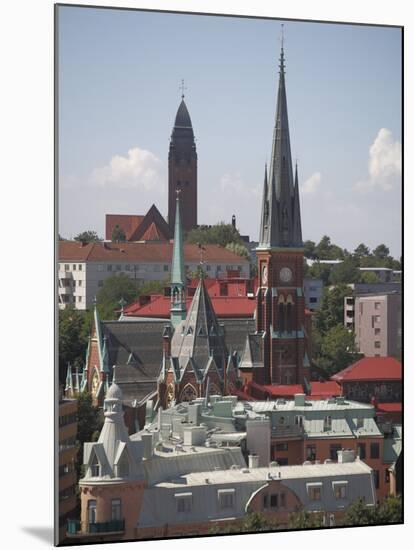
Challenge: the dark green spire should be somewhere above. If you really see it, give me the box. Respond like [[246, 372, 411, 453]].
[[170, 194, 186, 328]]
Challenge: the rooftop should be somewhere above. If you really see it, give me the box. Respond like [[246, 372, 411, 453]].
[[331, 357, 402, 383]]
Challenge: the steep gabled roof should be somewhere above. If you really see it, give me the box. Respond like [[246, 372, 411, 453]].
[[128, 204, 172, 242], [171, 278, 228, 374]]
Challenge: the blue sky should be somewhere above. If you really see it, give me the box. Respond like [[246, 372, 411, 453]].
[[58, 6, 402, 257]]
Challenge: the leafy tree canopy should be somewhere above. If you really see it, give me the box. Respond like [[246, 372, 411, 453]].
[[186, 222, 243, 248], [315, 284, 353, 334], [111, 224, 126, 243], [359, 271, 379, 284], [225, 241, 250, 259], [328, 257, 360, 285], [342, 496, 402, 526], [354, 243, 371, 258], [373, 243, 390, 259], [314, 324, 361, 375], [58, 308, 89, 385], [96, 273, 140, 320], [74, 230, 102, 243], [288, 510, 324, 529]]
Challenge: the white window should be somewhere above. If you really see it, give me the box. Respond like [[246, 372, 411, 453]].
[[78, 296, 82, 303], [73, 264, 77, 270], [107, 264, 113, 272], [65, 264, 69, 271], [116, 264, 122, 271], [374, 302, 380, 310], [90, 455, 100, 477], [332, 481, 347, 499], [164, 265, 169, 272], [98, 264, 104, 272], [175, 493, 192, 513], [323, 415, 332, 431], [125, 264, 131, 271], [206, 265, 211, 272], [78, 264, 83, 271], [295, 415, 304, 427], [88, 500, 97, 524], [78, 280, 82, 286], [307, 483, 322, 501], [218, 489, 235, 509]]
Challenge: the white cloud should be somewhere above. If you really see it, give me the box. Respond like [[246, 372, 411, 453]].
[[89, 146, 163, 190], [301, 171, 321, 195], [220, 172, 260, 198], [355, 128, 401, 192]]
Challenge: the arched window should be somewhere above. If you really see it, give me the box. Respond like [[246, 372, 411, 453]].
[[180, 384, 197, 402], [278, 295, 285, 333], [286, 295, 294, 333]]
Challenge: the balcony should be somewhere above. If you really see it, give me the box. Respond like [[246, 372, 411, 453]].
[[67, 519, 125, 537]]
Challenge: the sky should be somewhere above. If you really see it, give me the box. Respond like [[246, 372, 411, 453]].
[[58, 6, 402, 257]]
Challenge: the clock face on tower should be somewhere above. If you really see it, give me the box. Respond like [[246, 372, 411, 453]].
[[279, 267, 293, 283]]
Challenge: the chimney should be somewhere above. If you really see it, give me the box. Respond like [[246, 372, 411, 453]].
[[248, 454, 259, 469], [337, 449, 355, 463], [294, 393, 306, 407], [141, 432, 153, 459]]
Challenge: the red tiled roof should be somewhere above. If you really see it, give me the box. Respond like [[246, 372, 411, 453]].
[[59, 241, 249, 264], [331, 357, 402, 383], [105, 214, 144, 240], [376, 402, 402, 413], [310, 381, 341, 398], [123, 294, 255, 319], [249, 381, 304, 397]]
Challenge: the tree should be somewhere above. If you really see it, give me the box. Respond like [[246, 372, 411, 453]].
[[111, 224, 126, 242], [342, 496, 402, 526], [96, 273, 140, 320], [288, 510, 324, 529], [186, 222, 243, 248], [59, 308, 89, 385], [354, 243, 370, 258], [225, 242, 250, 259], [209, 512, 278, 535], [359, 271, 379, 284], [373, 244, 390, 260], [75, 392, 103, 478], [315, 284, 353, 334], [303, 240, 317, 259], [314, 235, 344, 260], [308, 262, 332, 286], [328, 258, 359, 285], [74, 230, 102, 243], [315, 324, 360, 375]]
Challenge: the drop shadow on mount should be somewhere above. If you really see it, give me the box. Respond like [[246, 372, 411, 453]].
[[21, 526, 54, 545]]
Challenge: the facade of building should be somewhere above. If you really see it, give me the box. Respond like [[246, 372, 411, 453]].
[[58, 396, 78, 543], [58, 241, 250, 310], [351, 292, 401, 357], [343, 282, 401, 330], [303, 278, 323, 311], [168, 95, 197, 232], [66, 382, 377, 542]]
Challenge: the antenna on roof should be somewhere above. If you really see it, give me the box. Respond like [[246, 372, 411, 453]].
[[112, 364, 117, 384]]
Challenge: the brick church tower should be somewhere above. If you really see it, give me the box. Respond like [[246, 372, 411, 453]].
[[168, 93, 197, 233], [255, 43, 309, 386]]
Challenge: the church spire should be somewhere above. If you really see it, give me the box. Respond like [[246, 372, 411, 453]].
[[170, 193, 186, 328], [259, 32, 302, 249]]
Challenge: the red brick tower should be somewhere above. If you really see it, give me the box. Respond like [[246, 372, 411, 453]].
[[168, 92, 197, 233], [255, 43, 309, 387]]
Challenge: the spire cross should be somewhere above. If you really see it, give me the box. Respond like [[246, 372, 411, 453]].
[[197, 242, 206, 267], [179, 79, 187, 99], [175, 187, 182, 198]]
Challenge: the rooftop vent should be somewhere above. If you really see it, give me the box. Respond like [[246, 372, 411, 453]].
[[241, 468, 250, 474], [303, 460, 312, 466]]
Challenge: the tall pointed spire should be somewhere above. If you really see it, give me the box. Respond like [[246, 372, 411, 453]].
[[293, 162, 303, 245], [258, 31, 302, 249], [170, 194, 186, 328]]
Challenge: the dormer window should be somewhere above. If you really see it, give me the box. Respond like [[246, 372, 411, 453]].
[[324, 415, 332, 431], [90, 454, 100, 477]]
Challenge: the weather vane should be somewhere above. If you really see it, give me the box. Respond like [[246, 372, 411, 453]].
[[179, 79, 187, 98]]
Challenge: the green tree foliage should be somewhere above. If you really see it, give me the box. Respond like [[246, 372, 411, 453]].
[[96, 273, 140, 318], [59, 308, 89, 384], [75, 392, 103, 478], [314, 324, 360, 375], [111, 224, 126, 242], [359, 271, 379, 284], [288, 510, 324, 529], [209, 513, 278, 535], [308, 262, 332, 286], [315, 284, 353, 334], [354, 243, 371, 259], [342, 496, 402, 526], [303, 240, 317, 259], [314, 235, 344, 260], [225, 241, 250, 259], [373, 243, 390, 260], [328, 258, 359, 285], [74, 230, 102, 243], [186, 222, 242, 248]]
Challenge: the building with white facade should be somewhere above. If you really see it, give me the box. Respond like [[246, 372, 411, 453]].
[[58, 241, 250, 310]]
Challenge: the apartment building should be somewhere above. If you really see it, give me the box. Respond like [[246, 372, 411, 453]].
[[303, 278, 323, 311], [58, 396, 78, 543], [65, 382, 377, 543], [58, 241, 250, 310]]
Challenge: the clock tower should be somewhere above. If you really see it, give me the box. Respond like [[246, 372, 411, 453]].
[[255, 43, 309, 386]]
